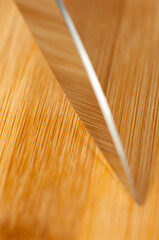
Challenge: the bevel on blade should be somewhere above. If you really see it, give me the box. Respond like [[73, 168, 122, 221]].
[[56, 0, 139, 202]]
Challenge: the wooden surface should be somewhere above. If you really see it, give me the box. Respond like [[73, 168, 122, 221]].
[[15, 0, 159, 201], [0, 0, 159, 239]]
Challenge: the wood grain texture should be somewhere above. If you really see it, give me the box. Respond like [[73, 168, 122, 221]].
[[0, 0, 159, 239], [0, 0, 98, 238]]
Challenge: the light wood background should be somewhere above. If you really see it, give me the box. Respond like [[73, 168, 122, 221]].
[[0, 0, 159, 239]]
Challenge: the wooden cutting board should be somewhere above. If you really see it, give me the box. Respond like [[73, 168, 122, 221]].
[[0, 0, 159, 239]]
